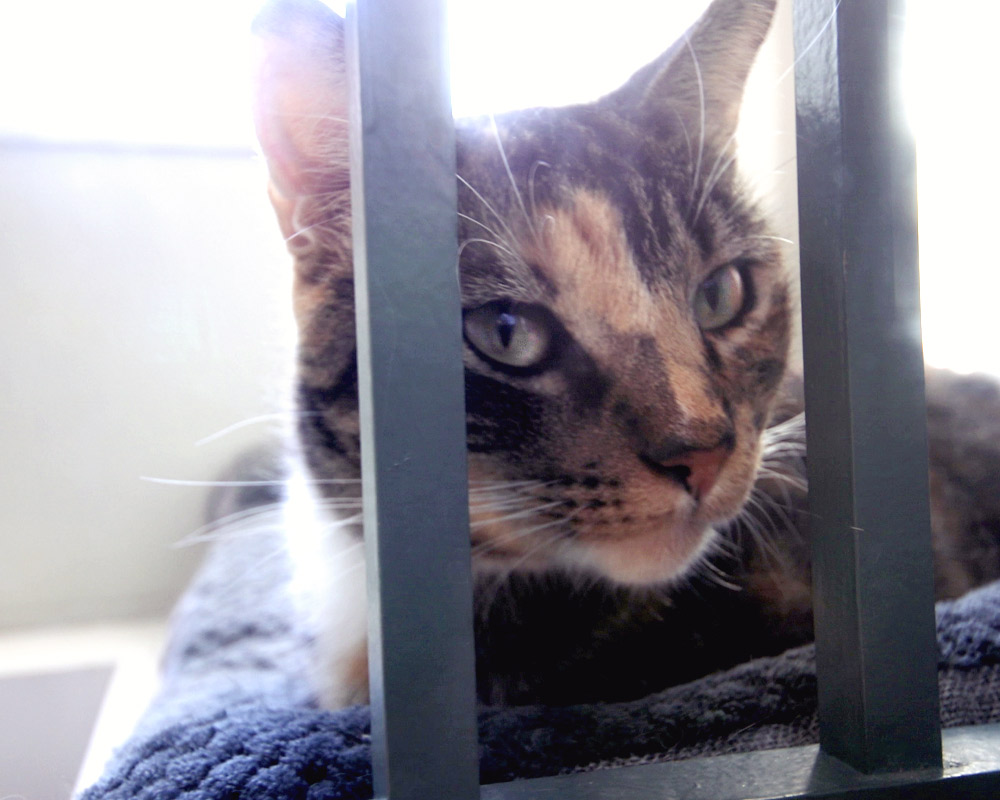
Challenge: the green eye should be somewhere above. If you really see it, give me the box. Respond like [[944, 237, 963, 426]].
[[464, 301, 551, 368], [693, 265, 746, 331]]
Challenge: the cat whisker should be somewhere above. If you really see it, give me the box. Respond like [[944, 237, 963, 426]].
[[317, 540, 367, 586], [456, 174, 521, 256], [311, 499, 366, 514], [732, 493, 789, 567], [457, 212, 514, 252], [275, 111, 347, 124], [693, 549, 742, 591], [759, 457, 806, 479], [470, 499, 567, 529], [754, 466, 807, 496], [540, 214, 556, 245], [468, 478, 558, 493], [175, 519, 286, 549], [141, 476, 359, 487], [736, 516, 784, 572], [469, 497, 547, 515], [692, 134, 738, 226], [282, 218, 331, 244], [471, 505, 580, 556], [497, 518, 581, 577], [195, 412, 312, 446], [512, 509, 582, 539], [468, 478, 554, 488], [682, 35, 707, 218], [750, 484, 801, 538], [763, 441, 806, 457], [316, 511, 365, 535], [763, 413, 806, 444], [467, 479, 561, 500], [527, 159, 551, 232], [173, 503, 288, 548], [489, 113, 538, 244], [457, 237, 517, 264], [745, 234, 796, 245], [775, 0, 842, 86]]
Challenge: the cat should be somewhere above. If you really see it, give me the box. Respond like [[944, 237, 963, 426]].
[[247, 0, 1000, 707]]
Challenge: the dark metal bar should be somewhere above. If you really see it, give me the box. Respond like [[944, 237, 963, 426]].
[[479, 724, 1000, 800], [793, 0, 940, 774], [346, 1, 479, 798]]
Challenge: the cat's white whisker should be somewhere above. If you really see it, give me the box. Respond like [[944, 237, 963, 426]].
[[496, 523, 578, 577], [527, 159, 551, 231], [693, 130, 737, 224], [174, 520, 285, 549], [469, 492, 547, 510], [141, 476, 357, 487], [195, 412, 310, 446], [471, 505, 579, 555], [456, 174, 521, 254], [745, 234, 796, 245], [775, 0, 842, 86], [693, 145, 738, 226], [751, 484, 801, 537], [283, 219, 329, 243], [734, 505, 784, 568], [457, 237, 516, 263], [511, 509, 580, 539], [277, 111, 347, 124], [468, 482, 547, 495], [755, 466, 807, 495], [174, 503, 288, 548], [682, 36, 707, 217], [489, 112, 538, 243], [457, 212, 512, 250], [694, 550, 741, 591], [469, 499, 566, 529], [317, 512, 364, 535]]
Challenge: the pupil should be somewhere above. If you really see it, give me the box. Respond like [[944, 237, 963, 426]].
[[704, 279, 720, 311], [496, 312, 518, 348]]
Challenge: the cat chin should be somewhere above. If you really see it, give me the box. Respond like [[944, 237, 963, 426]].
[[560, 522, 718, 588]]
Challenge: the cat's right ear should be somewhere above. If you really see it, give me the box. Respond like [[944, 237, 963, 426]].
[[252, 0, 350, 245], [608, 0, 776, 147]]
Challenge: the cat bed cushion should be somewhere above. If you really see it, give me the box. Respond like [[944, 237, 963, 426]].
[[81, 528, 1000, 799]]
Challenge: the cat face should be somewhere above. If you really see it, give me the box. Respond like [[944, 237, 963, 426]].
[[254, 0, 789, 586]]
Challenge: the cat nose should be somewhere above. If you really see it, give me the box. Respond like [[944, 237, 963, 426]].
[[641, 441, 731, 501]]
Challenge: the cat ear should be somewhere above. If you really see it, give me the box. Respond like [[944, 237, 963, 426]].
[[608, 0, 776, 146], [252, 0, 349, 242]]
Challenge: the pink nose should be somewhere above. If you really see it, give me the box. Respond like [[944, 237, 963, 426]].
[[653, 444, 730, 501]]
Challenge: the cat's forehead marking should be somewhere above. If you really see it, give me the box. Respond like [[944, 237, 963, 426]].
[[524, 189, 695, 346], [522, 188, 722, 424], [524, 189, 650, 334]]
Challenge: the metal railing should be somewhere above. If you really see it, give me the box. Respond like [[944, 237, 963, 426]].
[[346, 0, 1000, 797]]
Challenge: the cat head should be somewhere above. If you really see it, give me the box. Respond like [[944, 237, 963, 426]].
[[254, 0, 790, 586]]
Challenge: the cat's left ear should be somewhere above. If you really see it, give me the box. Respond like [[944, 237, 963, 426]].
[[608, 0, 776, 146], [252, 0, 349, 245]]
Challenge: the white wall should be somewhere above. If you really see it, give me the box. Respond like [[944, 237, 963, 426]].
[[0, 145, 296, 627]]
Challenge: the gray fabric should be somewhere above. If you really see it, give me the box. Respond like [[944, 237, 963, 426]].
[[82, 528, 1000, 798]]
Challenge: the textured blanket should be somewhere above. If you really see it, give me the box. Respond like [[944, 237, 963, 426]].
[[82, 524, 1000, 799]]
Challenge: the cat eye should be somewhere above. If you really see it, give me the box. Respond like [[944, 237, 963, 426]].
[[693, 265, 746, 331], [463, 300, 552, 369]]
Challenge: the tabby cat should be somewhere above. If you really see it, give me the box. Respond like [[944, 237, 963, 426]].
[[249, 0, 1000, 707]]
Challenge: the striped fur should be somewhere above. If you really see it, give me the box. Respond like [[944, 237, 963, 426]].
[[254, 0, 801, 706]]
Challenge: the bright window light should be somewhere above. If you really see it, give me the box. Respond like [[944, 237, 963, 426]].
[[1, 0, 994, 375]]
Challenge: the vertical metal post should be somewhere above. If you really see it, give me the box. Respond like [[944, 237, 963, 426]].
[[346, 2, 480, 799], [794, 0, 941, 774]]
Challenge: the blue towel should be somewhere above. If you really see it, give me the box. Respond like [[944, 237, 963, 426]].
[[81, 525, 1000, 799]]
